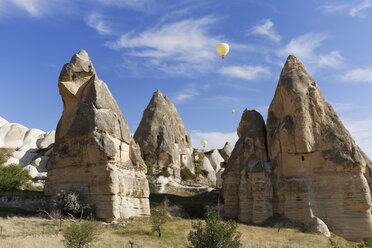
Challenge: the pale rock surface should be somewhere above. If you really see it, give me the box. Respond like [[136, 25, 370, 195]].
[[222, 109, 273, 224], [216, 168, 225, 189], [24, 165, 40, 179], [32, 156, 49, 172], [44, 50, 150, 221], [134, 90, 194, 178], [267, 55, 372, 241], [219, 142, 232, 163], [20, 129, 45, 151], [4, 157, 20, 166], [201, 157, 216, 187], [0, 123, 29, 148], [36, 131, 55, 149], [206, 149, 224, 172]]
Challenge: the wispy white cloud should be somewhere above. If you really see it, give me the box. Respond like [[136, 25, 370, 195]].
[[106, 17, 221, 74], [0, 0, 72, 18], [219, 65, 270, 81], [339, 68, 372, 83], [320, 0, 372, 18], [343, 117, 372, 158], [190, 130, 238, 149], [95, 0, 153, 10], [332, 102, 355, 112], [249, 19, 281, 43], [172, 84, 199, 104], [276, 33, 343, 70], [85, 12, 113, 35]]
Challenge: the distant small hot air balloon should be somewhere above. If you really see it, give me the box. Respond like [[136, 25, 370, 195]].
[[216, 43, 230, 59], [231, 109, 235, 114], [201, 140, 208, 147]]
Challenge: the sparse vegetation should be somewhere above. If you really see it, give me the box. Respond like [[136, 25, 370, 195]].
[[150, 198, 170, 237], [329, 236, 342, 248], [181, 167, 196, 181], [0, 155, 7, 165], [360, 236, 372, 247], [148, 181, 157, 193], [51, 190, 93, 219], [144, 160, 153, 175], [0, 164, 30, 191], [188, 210, 242, 248], [203, 150, 214, 156], [62, 220, 100, 248], [159, 166, 171, 177]]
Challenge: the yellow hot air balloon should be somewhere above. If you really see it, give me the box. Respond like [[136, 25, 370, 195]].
[[216, 43, 230, 59], [231, 109, 235, 114], [201, 140, 208, 147]]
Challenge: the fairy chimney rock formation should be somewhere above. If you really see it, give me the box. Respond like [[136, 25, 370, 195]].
[[134, 90, 194, 179], [222, 109, 273, 224], [44, 50, 150, 221], [267, 55, 372, 241]]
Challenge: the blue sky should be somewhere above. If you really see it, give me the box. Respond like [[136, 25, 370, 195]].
[[0, 0, 372, 157]]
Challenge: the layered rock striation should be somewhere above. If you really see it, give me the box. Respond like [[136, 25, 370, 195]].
[[44, 50, 150, 221], [223, 55, 372, 241]]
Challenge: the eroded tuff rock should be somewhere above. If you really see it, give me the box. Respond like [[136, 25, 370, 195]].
[[0, 117, 54, 185], [267, 55, 372, 241], [134, 90, 194, 179], [222, 109, 273, 224], [44, 50, 150, 221]]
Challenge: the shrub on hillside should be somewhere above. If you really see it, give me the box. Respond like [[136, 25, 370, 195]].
[[181, 167, 196, 181], [0, 164, 30, 191], [159, 167, 170, 177], [51, 190, 93, 219], [188, 210, 242, 248], [0, 155, 7, 165], [62, 220, 100, 248], [145, 160, 153, 175]]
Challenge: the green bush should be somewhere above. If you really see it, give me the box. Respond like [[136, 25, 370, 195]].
[[0, 155, 7, 165], [0, 164, 30, 191], [62, 220, 100, 248], [159, 167, 170, 177], [150, 198, 170, 237], [181, 167, 196, 181], [51, 190, 93, 219], [144, 160, 153, 175], [148, 181, 157, 194], [188, 210, 242, 248], [200, 169, 209, 177], [362, 236, 372, 247]]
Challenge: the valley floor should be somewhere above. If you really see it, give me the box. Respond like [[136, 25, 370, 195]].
[[0, 215, 357, 248]]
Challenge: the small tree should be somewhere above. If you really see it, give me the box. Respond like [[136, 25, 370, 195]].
[[51, 190, 93, 219], [150, 198, 170, 237], [0, 164, 30, 191], [62, 220, 100, 248], [188, 210, 242, 248]]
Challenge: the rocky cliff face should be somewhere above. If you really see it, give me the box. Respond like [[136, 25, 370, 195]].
[[267, 55, 372, 241], [0, 117, 54, 185], [134, 90, 194, 179], [44, 50, 150, 221], [222, 109, 273, 224], [223, 55, 372, 241]]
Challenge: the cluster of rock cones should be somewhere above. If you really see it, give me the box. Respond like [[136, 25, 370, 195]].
[[1, 50, 371, 242]]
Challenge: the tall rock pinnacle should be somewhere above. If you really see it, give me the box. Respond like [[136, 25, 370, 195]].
[[45, 50, 150, 221]]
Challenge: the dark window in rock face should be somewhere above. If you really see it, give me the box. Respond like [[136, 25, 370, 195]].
[[157, 135, 160, 143], [301, 156, 305, 161], [185, 135, 189, 144]]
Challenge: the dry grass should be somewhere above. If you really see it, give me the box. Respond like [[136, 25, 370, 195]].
[[0, 215, 359, 248]]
